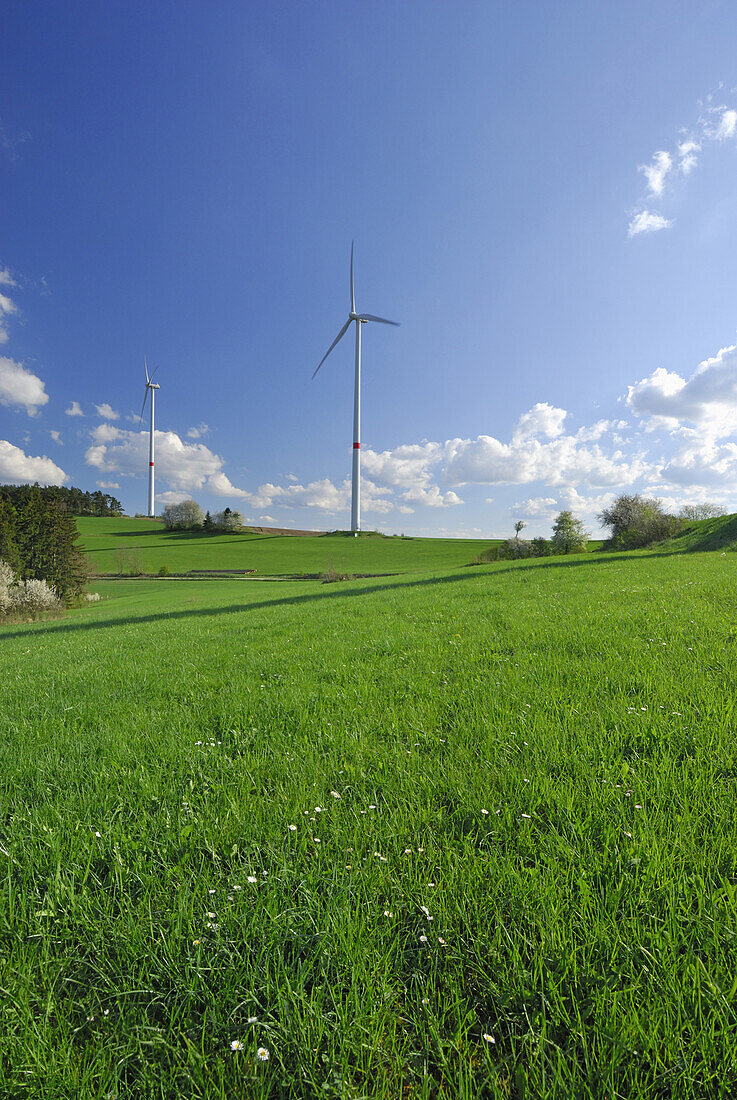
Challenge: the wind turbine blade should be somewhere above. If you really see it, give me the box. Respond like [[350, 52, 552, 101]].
[[357, 313, 400, 326], [148, 365, 159, 383], [144, 357, 150, 385], [312, 319, 352, 378], [350, 241, 355, 314], [139, 388, 150, 423]]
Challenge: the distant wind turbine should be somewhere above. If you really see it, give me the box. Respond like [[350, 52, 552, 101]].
[[313, 243, 399, 533], [139, 359, 160, 518]]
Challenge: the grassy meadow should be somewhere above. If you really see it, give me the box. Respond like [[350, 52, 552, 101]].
[[76, 517, 501, 577], [2, 538, 737, 1097]]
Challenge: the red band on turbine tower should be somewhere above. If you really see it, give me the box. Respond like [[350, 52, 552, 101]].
[[149, 462, 154, 467], [353, 442, 360, 449]]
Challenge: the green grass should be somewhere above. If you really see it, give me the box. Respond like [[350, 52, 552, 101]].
[[653, 512, 737, 554], [2, 551, 737, 1097], [77, 516, 600, 578]]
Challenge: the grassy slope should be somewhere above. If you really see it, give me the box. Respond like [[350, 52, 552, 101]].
[[2, 552, 737, 1097], [77, 517, 499, 577], [653, 512, 737, 554]]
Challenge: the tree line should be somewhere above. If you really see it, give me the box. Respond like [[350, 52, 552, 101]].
[[0, 485, 86, 601], [0, 483, 123, 517]]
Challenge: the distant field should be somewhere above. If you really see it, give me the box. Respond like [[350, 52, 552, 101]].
[[77, 517, 607, 577], [77, 517, 501, 576], [2, 551, 736, 1097]]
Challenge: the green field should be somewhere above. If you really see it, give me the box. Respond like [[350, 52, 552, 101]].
[[77, 517, 501, 578], [2, 541, 737, 1097]]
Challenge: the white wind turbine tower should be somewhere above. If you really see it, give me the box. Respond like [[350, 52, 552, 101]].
[[313, 242, 399, 533], [139, 359, 160, 518]]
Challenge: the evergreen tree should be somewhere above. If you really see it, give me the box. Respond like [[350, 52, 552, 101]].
[[0, 497, 20, 572]]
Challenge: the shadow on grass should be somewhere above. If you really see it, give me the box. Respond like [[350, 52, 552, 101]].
[[1, 550, 682, 641]]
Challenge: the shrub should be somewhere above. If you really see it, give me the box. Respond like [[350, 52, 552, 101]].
[[84, 592, 102, 602], [530, 537, 549, 557], [162, 500, 205, 530], [598, 495, 682, 549], [502, 537, 532, 560], [158, 564, 171, 576], [15, 578, 61, 612]]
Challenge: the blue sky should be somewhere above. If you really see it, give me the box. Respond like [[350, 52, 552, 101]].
[[2, 0, 737, 536]]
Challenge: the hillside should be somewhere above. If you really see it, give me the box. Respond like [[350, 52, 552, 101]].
[[76, 516, 502, 577], [652, 511, 737, 553]]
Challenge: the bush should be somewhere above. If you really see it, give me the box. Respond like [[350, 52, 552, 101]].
[[158, 564, 171, 576], [162, 500, 205, 530], [0, 560, 60, 616], [550, 511, 589, 555], [530, 537, 549, 557], [502, 537, 532, 560], [598, 495, 682, 549]]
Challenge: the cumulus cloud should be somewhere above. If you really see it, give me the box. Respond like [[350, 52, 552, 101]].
[[626, 344, 737, 437], [49, 430, 62, 444], [0, 439, 67, 484], [0, 267, 16, 288], [85, 425, 237, 496], [96, 480, 119, 489], [0, 357, 49, 415], [639, 150, 672, 196], [95, 403, 119, 420], [628, 211, 673, 237], [512, 402, 567, 441], [65, 400, 84, 416]]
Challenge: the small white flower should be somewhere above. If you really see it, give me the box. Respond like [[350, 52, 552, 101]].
[[257, 1046, 270, 1062], [438, 937, 446, 945], [231, 1039, 244, 1051], [192, 938, 201, 945], [206, 911, 216, 919], [247, 1016, 258, 1023], [288, 824, 297, 831], [369, 804, 376, 810], [247, 875, 258, 882], [422, 997, 429, 1004], [383, 910, 393, 917], [206, 922, 219, 931], [624, 831, 632, 838], [313, 838, 321, 844], [482, 1033, 496, 1044], [208, 889, 216, 894], [520, 814, 531, 819], [331, 791, 340, 799], [481, 809, 489, 816], [420, 905, 430, 917], [634, 804, 642, 809], [419, 934, 428, 943]]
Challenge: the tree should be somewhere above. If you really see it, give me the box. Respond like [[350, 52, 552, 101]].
[[550, 510, 588, 555], [598, 494, 680, 549], [203, 510, 214, 532], [162, 500, 205, 529], [530, 537, 549, 557], [513, 520, 527, 540], [0, 498, 20, 572], [214, 507, 244, 532]]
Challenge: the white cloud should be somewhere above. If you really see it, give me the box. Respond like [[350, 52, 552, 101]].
[[0, 290, 18, 344], [713, 107, 737, 141], [512, 402, 567, 442], [49, 430, 62, 444], [0, 357, 49, 415], [96, 480, 119, 489], [639, 150, 672, 196], [628, 211, 673, 237], [399, 485, 462, 508], [85, 425, 240, 499], [187, 422, 209, 439], [0, 440, 67, 484], [626, 344, 737, 437], [65, 400, 84, 416], [95, 403, 119, 420], [0, 267, 16, 288], [259, 514, 277, 523], [678, 138, 700, 174]]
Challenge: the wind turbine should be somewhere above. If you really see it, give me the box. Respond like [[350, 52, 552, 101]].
[[313, 243, 398, 533], [139, 359, 160, 518]]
